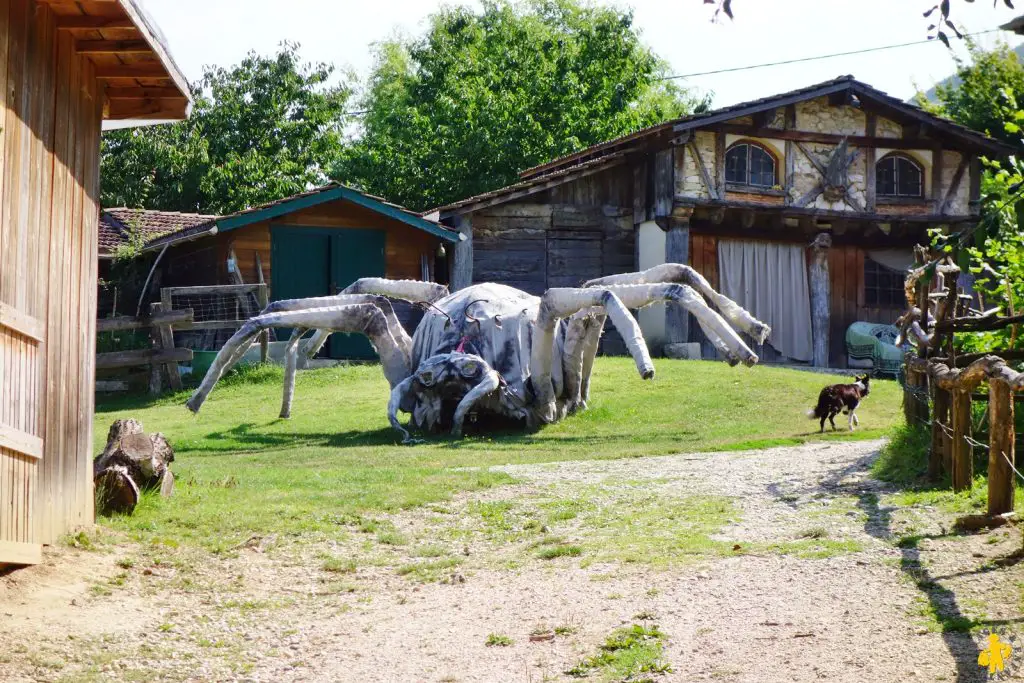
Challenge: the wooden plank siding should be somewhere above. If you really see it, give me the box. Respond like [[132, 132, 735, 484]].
[[161, 199, 441, 293], [0, 0, 103, 562]]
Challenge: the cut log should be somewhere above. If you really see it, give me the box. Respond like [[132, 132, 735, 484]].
[[93, 419, 175, 515]]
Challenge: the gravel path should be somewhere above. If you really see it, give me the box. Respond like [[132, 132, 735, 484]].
[[2, 438, 1019, 682]]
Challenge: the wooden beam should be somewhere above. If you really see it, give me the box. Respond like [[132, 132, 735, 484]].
[[795, 141, 828, 177], [76, 39, 151, 55], [654, 148, 674, 220], [951, 388, 973, 492], [715, 124, 943, 151], [715, 133, 726, 197], [95, 347, 193, 370], [104, 86, 187, 100], [931, 146, 944, 211], [807, 233, 831, 368], [96, 308, 193, 332], [55, 15, 135, 30], [740, 210, 756, 229], [0, 540, 41, 566], [665, 212, 691, 344], [94, 63, 169, 79], [0, 422, 43, 460], [0, 302, 45, 342], [633, 161, 648, 227], [987, 373, 1016, 515], [450, 214, 473, 291], [784, 105, 796, 205], [105, 97, 189, 120], [687, 141, 719, 200], [940, 157, 969, 215], [865, 113, 877, 212]]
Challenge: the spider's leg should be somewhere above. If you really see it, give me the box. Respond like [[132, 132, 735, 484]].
[[187, 304, 410, 414], [562, 308, 604, 412], [533, 288, 654, 423], [586, 263, 770, 344], [342, 278, 449, 303], [597, 284, 760, 367], [279, 327, 308, 419]]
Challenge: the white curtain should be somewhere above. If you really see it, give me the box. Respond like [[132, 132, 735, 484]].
[[717, 239, 813, 362]]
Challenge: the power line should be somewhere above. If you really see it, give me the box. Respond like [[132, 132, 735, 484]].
[[658, 28, 1003, 81]]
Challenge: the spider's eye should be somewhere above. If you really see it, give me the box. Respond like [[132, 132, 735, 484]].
[[459, 360, 481, 379], [417, 370, 435, 387]]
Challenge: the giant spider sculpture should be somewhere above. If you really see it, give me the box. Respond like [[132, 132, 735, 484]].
[[186, 264, 771, 442]]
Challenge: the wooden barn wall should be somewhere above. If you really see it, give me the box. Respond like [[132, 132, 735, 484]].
[[162, 200, 441, 292], [688, 233, 903, 367], [0, 0, 103, 558], [470, 165, 635, 295]]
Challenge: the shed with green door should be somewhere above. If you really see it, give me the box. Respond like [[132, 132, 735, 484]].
[[99, 183, 462, 359]]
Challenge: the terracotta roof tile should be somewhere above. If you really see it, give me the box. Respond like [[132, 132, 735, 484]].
[[98, 208, 218, 257]]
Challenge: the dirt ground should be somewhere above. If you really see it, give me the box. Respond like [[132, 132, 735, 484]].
[[2, 439, 1022, 682]]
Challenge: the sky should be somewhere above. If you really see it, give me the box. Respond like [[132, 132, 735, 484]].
[[140, 0, 1024, 110]]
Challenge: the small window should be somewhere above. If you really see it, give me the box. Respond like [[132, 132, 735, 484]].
[[876, 154, 923, 198], [864, 258, 905, 307], [725, 142, 777, 188]]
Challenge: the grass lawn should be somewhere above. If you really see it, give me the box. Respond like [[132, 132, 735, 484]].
[[93, 358, 902, 550]]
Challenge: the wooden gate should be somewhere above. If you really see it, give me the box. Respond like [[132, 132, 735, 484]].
[[0, 303, 44, 565]]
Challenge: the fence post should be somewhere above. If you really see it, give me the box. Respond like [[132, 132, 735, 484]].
[[950, 388, 973, 492], [150, 302, 183, 392], [257, 283, 269, 364], [987, 376, 1015, 515], [930, 385, 951, 480]]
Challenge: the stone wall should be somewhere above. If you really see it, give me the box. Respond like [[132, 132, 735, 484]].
[[676, 130, 717, 198], [940, 150, 970, 215], [796, 97, 866, 136]]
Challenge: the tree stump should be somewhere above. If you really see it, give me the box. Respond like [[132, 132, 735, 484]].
[[93, 419, 175, 515]]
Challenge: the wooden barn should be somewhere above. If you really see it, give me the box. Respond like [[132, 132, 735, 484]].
[[100, 183, 462, 358], [0, 0, 190, 565], [432, 76, 1016, 367]]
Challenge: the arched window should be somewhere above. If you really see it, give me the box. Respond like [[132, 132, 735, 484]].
[[876, 153, 923, 198], [725, 141, 777, 188]]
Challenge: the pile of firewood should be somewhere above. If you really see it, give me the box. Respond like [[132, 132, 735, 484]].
[[93, 419, 175, 515]]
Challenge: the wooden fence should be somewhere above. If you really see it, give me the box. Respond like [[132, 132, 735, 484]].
[[905, 355, 1021, 517], [161, 284, 269, 363], [898, 246, 1022, 523], [96, 307, 194, 395]]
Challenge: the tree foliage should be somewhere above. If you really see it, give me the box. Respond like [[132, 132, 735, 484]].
[[338, 0, 707, 211], [101, 43, 352, 214], [921, 41, 1024, 147]]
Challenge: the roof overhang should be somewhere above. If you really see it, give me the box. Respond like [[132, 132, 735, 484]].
[[47, 0, 193, 128], [214, 185, 463, 243]]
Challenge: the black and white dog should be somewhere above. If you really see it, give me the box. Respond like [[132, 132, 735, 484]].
[[807, 375, 870, 432]]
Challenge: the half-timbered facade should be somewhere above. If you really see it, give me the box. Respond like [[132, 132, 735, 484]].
[[433, 76, 1015, 366]]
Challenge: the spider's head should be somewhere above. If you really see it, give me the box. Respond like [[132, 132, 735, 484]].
[[407, 353, 489, 432]]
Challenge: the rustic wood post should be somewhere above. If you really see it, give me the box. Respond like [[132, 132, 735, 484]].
[[987, 373, 1015, 515], [950, 388, 973, 492], [257, 283, 269, 363], [665, 209, 691, 344], [149, 302, 182, 393], [930, 385, 951, 480], [450, 214, 473, 291], [807, 232, 831, 367]]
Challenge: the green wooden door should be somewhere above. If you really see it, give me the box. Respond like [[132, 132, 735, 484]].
[[270, 226, 385, 360], [270, 228, 330, 345], [328, 229, 386, 359]]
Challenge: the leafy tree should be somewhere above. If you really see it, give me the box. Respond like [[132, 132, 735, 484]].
[[920, 41, 1024, 147], [339, 0, 707, 211], [101, 43, 353, 214]]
